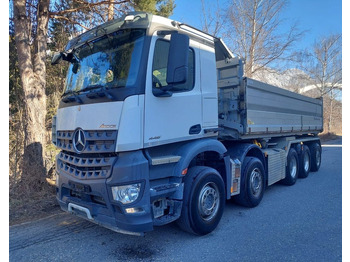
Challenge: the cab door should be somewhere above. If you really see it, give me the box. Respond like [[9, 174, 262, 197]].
[[144, 33, 202, 147]]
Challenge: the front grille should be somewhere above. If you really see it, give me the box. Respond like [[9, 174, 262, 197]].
[[57, 151, 117, 180], [56, 130, 118, 154]]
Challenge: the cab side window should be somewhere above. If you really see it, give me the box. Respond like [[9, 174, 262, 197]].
[[152, 39, 194, 94]]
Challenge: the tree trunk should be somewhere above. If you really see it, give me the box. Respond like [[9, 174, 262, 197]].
[[108, 0, 114, 21], [328, 90, 334, 133], [246, 0, 258, 78], [13, 0, 50, 188]]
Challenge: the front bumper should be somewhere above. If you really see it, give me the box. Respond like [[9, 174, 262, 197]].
[[56, 150, 154, 234]]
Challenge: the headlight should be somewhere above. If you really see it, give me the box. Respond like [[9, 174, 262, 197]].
[[111, 183, 141, 204]]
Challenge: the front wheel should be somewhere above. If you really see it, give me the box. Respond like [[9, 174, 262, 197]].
[[177, 166, 225, 235]]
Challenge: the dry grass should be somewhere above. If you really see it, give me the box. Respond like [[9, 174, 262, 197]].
[[9, 183, 60, 226], [319, 132, 341, 142], [9, 144, 61, 226]]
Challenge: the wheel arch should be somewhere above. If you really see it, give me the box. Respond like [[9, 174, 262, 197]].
[[226, 143, 266, 175], [304, 138, 322, 152], [174, 138, 230, 198]]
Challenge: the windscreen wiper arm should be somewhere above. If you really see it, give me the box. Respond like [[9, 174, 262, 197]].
[[62, 90, 83, 104], [81, 84, 114, 100]]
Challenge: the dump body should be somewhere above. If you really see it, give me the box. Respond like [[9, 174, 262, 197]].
[[217, 59, 323, 140], [244, 78, 323, 136]]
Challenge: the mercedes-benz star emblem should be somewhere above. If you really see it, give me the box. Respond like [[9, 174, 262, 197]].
[[73, 128, 86, 153]]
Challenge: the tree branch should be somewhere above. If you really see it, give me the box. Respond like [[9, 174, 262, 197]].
[[49, 0, 131, 17], [51, 15, 90, 31]]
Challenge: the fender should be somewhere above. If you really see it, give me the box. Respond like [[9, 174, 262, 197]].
[[225, 143, 266, 173], [173, 138, 227, 177], [173, 138, 233, 199]]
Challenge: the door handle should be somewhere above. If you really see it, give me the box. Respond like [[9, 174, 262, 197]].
[[189, 124, 201, 135]]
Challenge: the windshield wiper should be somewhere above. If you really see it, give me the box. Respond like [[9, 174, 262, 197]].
[[79, 84, 103, 93], [81, 84, 115, 100], [62, 90, 83, 104]]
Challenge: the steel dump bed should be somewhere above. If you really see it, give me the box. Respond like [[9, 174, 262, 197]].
[[217, 58, 323, 140]]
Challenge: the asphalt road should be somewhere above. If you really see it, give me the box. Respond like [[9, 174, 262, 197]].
[[9, 138, 342, 262]]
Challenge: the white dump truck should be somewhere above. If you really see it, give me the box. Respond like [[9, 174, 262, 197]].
[[52, 12, 323, 236]]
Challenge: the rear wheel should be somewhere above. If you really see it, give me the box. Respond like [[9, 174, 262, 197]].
[[281, 148, 299, 186], [234, 157, 265, 208], [177, 166, 225, 235], [310, 142, 322, 172], [299, 145, 311, 178]]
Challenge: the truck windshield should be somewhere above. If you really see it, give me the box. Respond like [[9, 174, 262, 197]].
[[63, 29, 145, 95]]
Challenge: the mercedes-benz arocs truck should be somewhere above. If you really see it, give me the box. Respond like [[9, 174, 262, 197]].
[[51, 12, 323, 236]]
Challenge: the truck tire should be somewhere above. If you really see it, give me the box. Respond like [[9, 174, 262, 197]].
[[310, 142, 322, 172], [177, 166, 225, 235], [281, 148, 299, 186], [234, 157, 265, 208], [299, 145, 311, 178]]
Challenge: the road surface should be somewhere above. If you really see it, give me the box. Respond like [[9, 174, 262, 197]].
[[9, 138, 342, 261]]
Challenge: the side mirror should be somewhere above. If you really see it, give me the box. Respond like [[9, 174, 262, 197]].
[[72, 62, 80, 74], [51, 52, 62, 65], [166, 33, 189, 85]]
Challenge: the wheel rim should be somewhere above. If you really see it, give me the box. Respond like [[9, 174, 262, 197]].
[[315, 149, 321, 167], [304, 153, 310, 172], [250, 168, 262, 197], [290, 156, 297, 178], [198, 182, 220, 221]]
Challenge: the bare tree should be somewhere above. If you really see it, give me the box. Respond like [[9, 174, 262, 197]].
[[301, 34, 342, 97], [200, 0, 225, 36], [226, 0, 303, 77], [297, 34, 342, 133]]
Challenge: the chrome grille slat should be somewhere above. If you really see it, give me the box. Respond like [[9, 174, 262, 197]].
[[58, 152, 115, 167], [57, 152, 117, 180], [56, 130, 117, 153]]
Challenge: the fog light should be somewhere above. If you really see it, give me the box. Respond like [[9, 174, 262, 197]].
[[125, 207, 144, 214], [111, 183, 141, 204]]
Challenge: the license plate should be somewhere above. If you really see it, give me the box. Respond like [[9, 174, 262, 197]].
[[69, 181, 91, 193]]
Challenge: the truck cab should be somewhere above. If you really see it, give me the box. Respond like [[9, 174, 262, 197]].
[[53, 13, 228, 235]]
